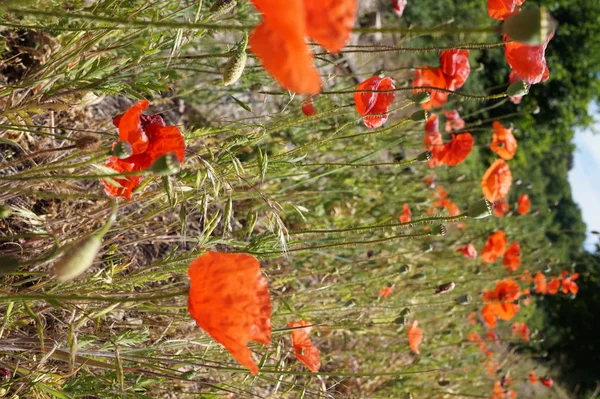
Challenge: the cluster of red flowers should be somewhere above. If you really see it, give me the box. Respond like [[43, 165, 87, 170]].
[[413, 50, 471, 109], [482, 279, 521, 329], [494, 194, 530, 217], [529, 371, 554, 387], [427, 185, 461, 217], [533, 270, 579, 295], [423, 113, 474, 167]]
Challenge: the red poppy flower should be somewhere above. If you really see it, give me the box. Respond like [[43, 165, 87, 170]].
[[437, 133, 474, 166], [425, 113, 439, 133], [408, 320, 423, 354], [540, 377, 554, 387], [486, 331, 500, 345], [413, 67, 449, 110], [481, 231, 508, 264], [424, 131, 445, 168], [354, 75, 396, 129], [533, 272, 548, 294], [517, 194, 531, 215], [561, 272, 579, 295], [102, 100, 186, 200], [504, 32, 552, 85], [502, 241, 521, 272], [391, 0, 407, 17], [490, 121, 517, 160], [187, 252, 272, 375], [399, 203, 411, 223], [440, 49, 471, 90], [508, 72, 524, 104], [249, 0, 357, 94], [443, 109, 465, 132], [487, 0, 525, 20], [511, 321, 530, 341], [288, 320, 321, 372], [457, 243, 478, 259], [379, 286, 394, 298], [520, 269, 532, 283], [467, 312, 478, 326], [482, 279, 521, 328], [547, 277, 560, 295], [302, 97, 316, 116], [493, 200, 510, 218], [529, 371, 538, 384], [482, 159, 513, 202]]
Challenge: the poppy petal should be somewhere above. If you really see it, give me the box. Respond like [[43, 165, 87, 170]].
[[354, 76, 396, 129], [408, 320, 423, 354], [304, 0, 357, 53], [116, 100, 150, 155], [187, 252, 272, 375], [481, 159, 513, 202], [102, 156, 142, 200], [288, 320, 321, 372], [440, 133, 474, 166], [490, 121, 517, 160]]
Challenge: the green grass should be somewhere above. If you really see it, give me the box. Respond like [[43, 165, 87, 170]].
[[0, 1, 578, 398]]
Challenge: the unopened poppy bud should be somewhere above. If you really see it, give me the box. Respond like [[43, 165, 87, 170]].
[[434, 281, 456, 295], [393, 315, 407, 325], [399, 264, 411, 274], [416, 151, 432, 162], [410, 110, 429, 123], [0, 256, 19, 276], [0, 204, 11, 218], [150, 153, 180, 176], [110, 141, 133, 159], [400, 307, 411, 316], [53, 235, 103, 282], [506, 80, 529, 98], [456, 294, 472, 305], [430, 224, 447, 236], [209, 0, 237, 18], [76, 135, 101, 151], [421, 243, 433, 253], [410, 92, 431, 104], [223, 49, 247, 86], [467, 199, 493, 219], [502, 7, 555, 45]]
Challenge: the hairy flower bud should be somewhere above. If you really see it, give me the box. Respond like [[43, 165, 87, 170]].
[[416, 151, 433, 162], [209, 0, 237, 18], [467, 198, 493, 219], [54, 236, 103, 282], [110, 141, 133, 159], [76, 135, 101, 151], [150, 153, 180, 175], [410, 92, 431, 104], [410, 109, 429, 123], [430, 224, 447, 236], [502, 8, 556, 45], [506, 80, 529, 98], [223, 49, 247, 86]]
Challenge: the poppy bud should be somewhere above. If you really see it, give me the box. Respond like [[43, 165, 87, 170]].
[[416, 151, 433, 162], [400, 307, 411, 316], [0, 204, 11, 218], [430, 224, 447, 236], [0, 256, 19, 276], [53, 235, 103, 282], [410, 92, 431, 104], [399, 264, 411, 274], [222, 49, 247, 86], [404, 394, 414, 399], [410, 110, 429, 123], [209, 0, 237, 18], [75, 135, 101, 151], [467, 199, 493, 219], [435, 281, 456, 295], [506, 80, 529, 98], [502, 8, 555, 45], [110, 141, 133, 159], [393, 316, 407, 325], [421, 244, 433, 253], [150, 153, 180, 176], [456, 294, 472, 305]]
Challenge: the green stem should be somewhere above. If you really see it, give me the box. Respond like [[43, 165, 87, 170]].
[[0, 289, 188, 303]]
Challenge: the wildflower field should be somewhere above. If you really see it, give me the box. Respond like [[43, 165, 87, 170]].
[[1, 0, 600, 398]]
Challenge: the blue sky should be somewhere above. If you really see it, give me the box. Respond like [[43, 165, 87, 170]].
[[568, 104, 600, 251]]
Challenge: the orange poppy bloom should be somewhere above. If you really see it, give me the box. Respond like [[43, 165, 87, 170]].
[[187, 252, 272, 375], [457, 243, 478, 259], [508, 72, 524, 104], [379, 286, 394, 298], [288, 320, 321, 372], [560, 272, 579, 295], [354, 75, 396, 128], [399, 203, 411, 223], [540, 377, 554, 387], [424, 176, 436, 187], [502, 241, 521, 272], [487, 0, 524, 20], [517, 194, 531, 215], [467, 332, 482, 343], [481, 231, 508, 264], [249, 0, 357, 94], [391, 0, 407, 17], [511, 321, 530, 341], [444, 201, 461, 216], [413, 67, 449, 109], [529, 371, 538, 384], [493, 200, 510, 218], [443, 109, 465, 132], [504, 32, 552, 85], [103, 100, 186, 199], [481, 159, 513, 202], [486, 361, 499, 376], [467, 312, 478, 326], [533, 272, 548, 294], [440, 49, 470, 90], [408, 320, 423, 354], [425, 113, 439, 133], [302, 97, 316, 116], [482, 279, 521, 328], [507, 390, 517, 399], [520, 269, 532, 283], [490, 121, 517, 160], [547, 277, 560, 295]]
